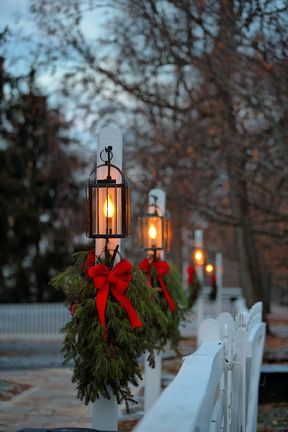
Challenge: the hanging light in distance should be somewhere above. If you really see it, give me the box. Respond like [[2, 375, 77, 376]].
[[193, 248, 205, 266], [205, 263, 214, 274]]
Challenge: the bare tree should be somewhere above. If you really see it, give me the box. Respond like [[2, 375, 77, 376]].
[[29, 0, 288, 315]]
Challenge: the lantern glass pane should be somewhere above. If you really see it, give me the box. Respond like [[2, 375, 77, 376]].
[[141, 215, 163, 250], [164, 219, 172, 252], [89, 184, 124, 237], [126, 185, 130, 235]]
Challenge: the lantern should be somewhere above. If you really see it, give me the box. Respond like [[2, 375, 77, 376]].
[[192, 247, 205, 266], [138, 196, 165, 251], [86, 146, 130, 238], [205, 263, 214, 274]]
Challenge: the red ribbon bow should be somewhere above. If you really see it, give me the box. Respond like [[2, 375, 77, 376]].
[[139, 258, 175, 312], [187, 264, 195, 286], [88, 259, 142, 330]]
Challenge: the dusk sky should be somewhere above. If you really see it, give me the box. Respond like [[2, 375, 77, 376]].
[[0, 0, 114, 148], [0, 0, 107, 82]]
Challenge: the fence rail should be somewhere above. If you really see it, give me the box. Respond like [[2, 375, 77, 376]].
[[0, 288, 243, 340], [135, 302, 265, 432], [0, 303, 70, 339]]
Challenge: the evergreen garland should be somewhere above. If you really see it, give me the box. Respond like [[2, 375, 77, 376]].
[[51, 250, 167, 406], [140, 258, 188, 354]]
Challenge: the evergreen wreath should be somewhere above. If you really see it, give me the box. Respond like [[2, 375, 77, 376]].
[[51, 249, 167, 407], [139, 258, 188, 354]]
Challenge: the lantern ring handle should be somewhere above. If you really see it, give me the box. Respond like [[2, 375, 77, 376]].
[[100, 146, 113, 164]]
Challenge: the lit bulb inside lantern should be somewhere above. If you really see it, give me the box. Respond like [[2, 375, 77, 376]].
[[103, 195, 115, 218], [206, 263, 214, 273], [194, 249, 204, 265], [103, 195, 115, 235], [148, 224, 157, 240]]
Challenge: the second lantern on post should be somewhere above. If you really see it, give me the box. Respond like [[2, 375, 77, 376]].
[[138, 195, 172, 256]]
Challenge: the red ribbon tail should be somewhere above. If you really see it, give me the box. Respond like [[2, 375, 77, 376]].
[[159, 278, 176, 312], [95, 283, 109, 330], [112, 288, 142, 329]]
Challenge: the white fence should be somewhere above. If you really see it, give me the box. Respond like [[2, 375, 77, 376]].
[[197, 286, 243, 321], [134, 302, 266, 432], [181, 287, 243, 339], [0, 303, 70, 339], [0, 287, 242, 340]]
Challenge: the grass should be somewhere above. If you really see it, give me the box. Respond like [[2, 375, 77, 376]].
[[258, 403, 288, 431]]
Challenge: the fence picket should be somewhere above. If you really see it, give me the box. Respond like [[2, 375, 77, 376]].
[[0, 303, 70, 339], [199, 318, 219, 344]]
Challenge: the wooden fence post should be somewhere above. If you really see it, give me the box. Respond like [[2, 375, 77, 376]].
[[215, 252, 223, 315], [194, 229, 204, 285], [217, 312, 234, 432], [91, 126, 121, 432], [195, 229, 204, 344], [144, 188, 166, 413]]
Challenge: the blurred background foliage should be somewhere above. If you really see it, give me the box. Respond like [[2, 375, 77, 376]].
[[0, 1, 287, 310], [0, 62, 85, 301]]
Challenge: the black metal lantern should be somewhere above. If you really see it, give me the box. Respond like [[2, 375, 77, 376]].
[[138, 196, 165, 251], [86, 146, 130, 239]]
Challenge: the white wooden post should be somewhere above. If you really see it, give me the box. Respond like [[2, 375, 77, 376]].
[[182, 227, 190, 291], [232, 312, 247, 432], [179, 228, 194, 338], [217, 312, 234, 432], [195, 229, 204, 345], [144, 188, 166, 413], [194, 229, 204, 285], [92, 127, 121, 432], [215, 252, 223, 315]]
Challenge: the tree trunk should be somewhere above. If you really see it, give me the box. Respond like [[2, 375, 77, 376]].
[[215, 0, 269, 313], [227, 154, 269, 319]]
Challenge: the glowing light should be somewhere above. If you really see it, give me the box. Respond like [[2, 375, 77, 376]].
[[206, 263, 214, 273], [194, 249, 204, 265], [103, 195, 115, 218], [148, 224, 157, 240]]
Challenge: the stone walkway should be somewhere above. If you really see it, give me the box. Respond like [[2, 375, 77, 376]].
[[0, 368, 92, 432], [0, 356, 185, 432]]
